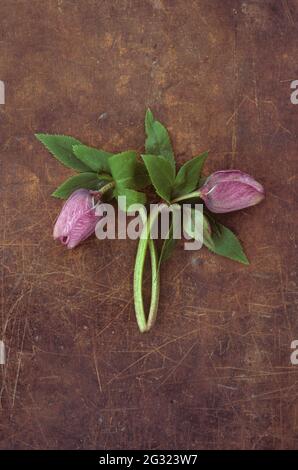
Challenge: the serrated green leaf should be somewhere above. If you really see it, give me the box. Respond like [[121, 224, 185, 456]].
[[109, 151, 139, 190], [172, 151, 208, 198], [52, 172, 103, 199], [108, 152, 149, 191], [204, 216, 249, 265], [115, 188, 146, 212], [73, 144, 112, 173], [142, 154, 175, 203], [135, 161, 150, 189], [145, 109, 175, 170], [35, 134, 90, 172]]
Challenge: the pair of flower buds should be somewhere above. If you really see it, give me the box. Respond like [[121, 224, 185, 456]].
[[54, 170, 265, 249]]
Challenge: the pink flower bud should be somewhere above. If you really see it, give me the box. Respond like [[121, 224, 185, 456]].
[[53, 189, 100, 249], [200, 170, 264, 213]]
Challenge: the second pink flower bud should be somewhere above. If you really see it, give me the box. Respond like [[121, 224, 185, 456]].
[[199, 170, 265, 213]]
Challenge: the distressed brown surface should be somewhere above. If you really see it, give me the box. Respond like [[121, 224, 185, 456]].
[[0, 0, 297, 450]]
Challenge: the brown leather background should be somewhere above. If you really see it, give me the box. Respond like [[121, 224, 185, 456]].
[[0, 0, 297, 450]]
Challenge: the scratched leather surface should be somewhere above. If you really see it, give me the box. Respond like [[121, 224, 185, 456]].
[[0, 0, 297, 450]]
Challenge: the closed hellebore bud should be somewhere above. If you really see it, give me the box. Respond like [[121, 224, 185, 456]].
[[53, 189, 100, 249], [199, 170, 265, 213]]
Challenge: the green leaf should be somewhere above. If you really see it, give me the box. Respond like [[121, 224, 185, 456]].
[[135, 161, 150, 189], [35, 134, 90, 172], [145, 109, 175, 170], [141, 154, 175, 203], [115, 188, 146, 212], [73, 144, 112, 173], [52, 172, 103, 199], [172, 151, 208, 198], [109, 151, 139, 190], [204, 216, 249, 265], [158, 222, 177, 268]]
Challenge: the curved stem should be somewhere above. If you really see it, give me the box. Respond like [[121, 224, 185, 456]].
[[133, 210, 160, 333], [146, 238, 160, 331], [171, 190, 201, 204], [99, 181, 115, 195]]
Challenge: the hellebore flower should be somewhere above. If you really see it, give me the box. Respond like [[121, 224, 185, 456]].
[[53, 189, 100, 249], [199, 170, 265, 213]]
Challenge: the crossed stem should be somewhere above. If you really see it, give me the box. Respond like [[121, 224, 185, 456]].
[[133, 209, 160, 333]]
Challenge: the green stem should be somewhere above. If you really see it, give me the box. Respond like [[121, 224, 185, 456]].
[[171, 190, 201, 204], [146, 239, 160, 331], [99, 181, 115, 195], [133, 210, 160, 333], [97, 172, 113, 181]]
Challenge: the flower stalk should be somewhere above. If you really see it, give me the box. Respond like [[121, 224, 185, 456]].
[[171, 191, 201, 204], [133, 210, 160, 333], [99, 181, 115, 196]]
